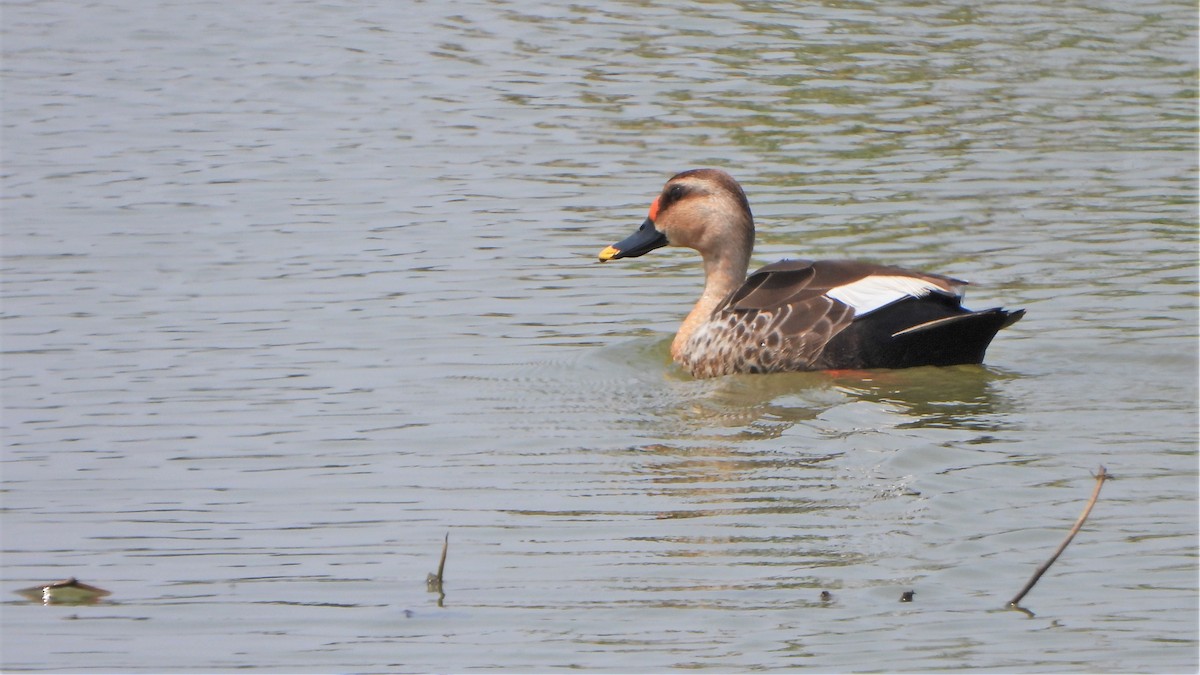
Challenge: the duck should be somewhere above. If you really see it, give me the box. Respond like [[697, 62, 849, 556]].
[[598, 169, 1024, 378]]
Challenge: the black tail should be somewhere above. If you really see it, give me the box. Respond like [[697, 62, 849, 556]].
[[819, 298, 1024, 370], [889, 307, 1024, 366]]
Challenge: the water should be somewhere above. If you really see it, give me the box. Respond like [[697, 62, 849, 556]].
[[2, 0, 1197, 672]]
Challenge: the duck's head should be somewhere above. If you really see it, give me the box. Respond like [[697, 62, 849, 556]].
[[599, 168, 754, 263]]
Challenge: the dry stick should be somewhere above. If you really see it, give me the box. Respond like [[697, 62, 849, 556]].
[[1008, 466, 1108, 608], [436, 532, 448, 583], [426, 532, 449, 592]]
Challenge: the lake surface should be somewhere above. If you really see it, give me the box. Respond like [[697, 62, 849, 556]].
[[2, 0, 1197, 672]]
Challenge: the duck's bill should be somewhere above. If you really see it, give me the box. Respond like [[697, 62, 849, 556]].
[[598, 218, 668, 261]]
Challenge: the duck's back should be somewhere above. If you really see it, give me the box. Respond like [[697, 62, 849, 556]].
[[677, 259, 1023, 377]]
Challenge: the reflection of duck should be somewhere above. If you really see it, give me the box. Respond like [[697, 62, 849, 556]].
[[658, 366, 1013, 435], [829, 366, 1016, 431], [599, 169, 1024, 378]]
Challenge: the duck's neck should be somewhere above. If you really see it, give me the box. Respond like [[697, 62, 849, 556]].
[[671, 247, 751, 362]]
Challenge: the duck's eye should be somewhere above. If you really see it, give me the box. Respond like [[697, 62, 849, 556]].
[[660, 183, 690, 212]]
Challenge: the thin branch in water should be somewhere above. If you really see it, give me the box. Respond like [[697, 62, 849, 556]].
[[437, 532, 448, 581], [426, 532, 449, 594], [1008, 466, 1108, 609]]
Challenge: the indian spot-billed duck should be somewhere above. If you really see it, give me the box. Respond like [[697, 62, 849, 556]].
[[599, 168, 1024, 378]]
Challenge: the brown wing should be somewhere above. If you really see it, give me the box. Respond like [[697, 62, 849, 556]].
[[724, 259, 965, 313], [762, 296, 856, 370]]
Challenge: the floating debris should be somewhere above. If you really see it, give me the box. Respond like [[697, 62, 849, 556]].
[[1008, 465, 1108, 611], [15, 578, 111, 605]]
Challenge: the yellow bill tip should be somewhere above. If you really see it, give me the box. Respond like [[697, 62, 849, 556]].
[[598, 245, 620, 262]]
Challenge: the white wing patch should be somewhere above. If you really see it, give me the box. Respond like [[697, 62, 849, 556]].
[[825, 275, 961, 317]]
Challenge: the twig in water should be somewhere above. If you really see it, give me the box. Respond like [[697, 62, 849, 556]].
[[1008, 466, 1108, 608], [426, 532, 449, 593]]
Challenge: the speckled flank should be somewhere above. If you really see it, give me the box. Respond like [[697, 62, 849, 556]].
[[679, 302, 855, 378]]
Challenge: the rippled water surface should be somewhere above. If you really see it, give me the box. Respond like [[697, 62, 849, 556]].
[[3, 0, 1197, 672]]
